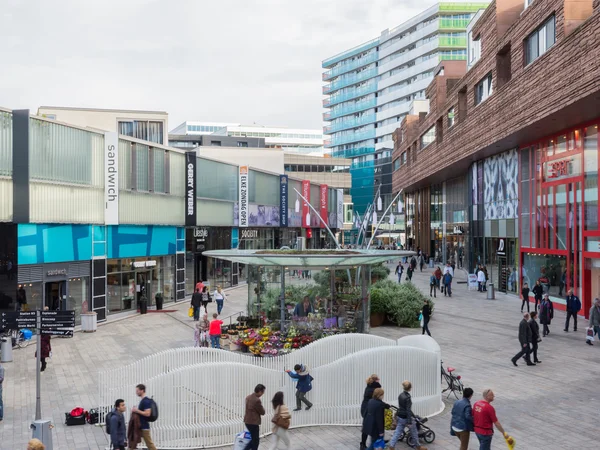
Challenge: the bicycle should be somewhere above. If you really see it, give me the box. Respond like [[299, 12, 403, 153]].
[[2, 328, 34, 349], [441, 360, 464, 399]]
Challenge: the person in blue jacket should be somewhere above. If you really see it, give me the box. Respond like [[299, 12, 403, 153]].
[[450, 387, 474, 450], [285, 364, 314, 412]]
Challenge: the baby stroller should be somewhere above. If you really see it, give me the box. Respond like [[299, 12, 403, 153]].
[[390, 406, 436, 446]]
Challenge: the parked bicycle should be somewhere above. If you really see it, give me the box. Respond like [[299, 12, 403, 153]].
[[441, 360, 464, 399], [1, 328, 33, 349]]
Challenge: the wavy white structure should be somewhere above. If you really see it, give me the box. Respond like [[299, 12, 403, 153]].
[[98, 334, 442, 449]]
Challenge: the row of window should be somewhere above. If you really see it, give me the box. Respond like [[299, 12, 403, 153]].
[[187, 125, 222, 133], [284, 164, 350, 173], [228, 131, 322, 139], [118, 120, 164, 145]]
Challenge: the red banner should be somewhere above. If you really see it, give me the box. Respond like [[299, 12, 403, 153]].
[[319, 184, 328, 228], [302, 180, 311, 228]]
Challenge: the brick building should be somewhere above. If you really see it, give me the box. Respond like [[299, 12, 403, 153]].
[[392, 0, 600, 316]]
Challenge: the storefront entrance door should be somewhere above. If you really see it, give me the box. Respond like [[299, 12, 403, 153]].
[[136, 271, 152, 305], [45, 280, 67, 311]]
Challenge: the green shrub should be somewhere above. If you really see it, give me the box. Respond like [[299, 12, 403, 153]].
[[370, 280, 433, 328], [370, 263, 391, 282]]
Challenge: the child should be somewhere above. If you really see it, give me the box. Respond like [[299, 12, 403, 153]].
[[209, 313, 223, 349], [285, 364, 314, 412]]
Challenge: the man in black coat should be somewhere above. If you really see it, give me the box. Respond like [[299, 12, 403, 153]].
[[564, 289, 581, 332], [511, 313, 535, 367], [529, 311, 542, 364]]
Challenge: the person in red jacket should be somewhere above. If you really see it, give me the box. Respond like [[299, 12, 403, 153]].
[[473, 389, 509, 450], [208, 313, 223, 349]]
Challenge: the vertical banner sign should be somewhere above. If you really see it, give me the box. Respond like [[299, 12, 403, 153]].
[[185, 152, 197, 227], [279, 175, 288, 227], [337, 189, 344, 229], [239, 166, 249, 227], [104, 132, 119, 225], [319, 184, 328, 228], [302, 180, 311, 228]]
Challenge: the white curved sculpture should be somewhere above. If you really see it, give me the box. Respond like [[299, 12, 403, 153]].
[[144, 345, 441, 449]]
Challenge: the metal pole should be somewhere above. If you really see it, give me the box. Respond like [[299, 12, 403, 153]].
[[280, 266, 285, 326], [361, 265, 370, 334], [367, 190, 404, 249], [35, 309, 41, 420]]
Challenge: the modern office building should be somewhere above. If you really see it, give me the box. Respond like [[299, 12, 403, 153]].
[[37, 106, 169, 146], [392, 0, 600, 316], [0, 107, 343, 325], [322, 1, 489, 215], [170, 121, 324, 155]]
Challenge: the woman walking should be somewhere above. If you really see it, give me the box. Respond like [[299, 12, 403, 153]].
[[539, 294, 554, 337], [406, 265, 414, 282], [521, 283, 530, 313], [360, 375, 382, 450], [270, 391, 291, 450], [37, 334, 52, 372], [587, 297, 600, 346], [361, 388, 388, 450], [201, 286, 212, 314], [429, 272, 437, 298], [213, 285, 226, 315], [421, 299, 432, 337], [434, 266, 442, 291]]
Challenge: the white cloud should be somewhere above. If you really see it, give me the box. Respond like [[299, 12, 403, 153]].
[[0, 0, 432, 130]]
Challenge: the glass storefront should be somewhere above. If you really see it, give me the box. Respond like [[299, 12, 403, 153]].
[[107, 255, 175, 314]]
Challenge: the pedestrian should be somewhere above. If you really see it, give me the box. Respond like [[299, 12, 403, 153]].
[[564, 288, 581, 332], [434, 266, 442, 291], [521, 283, 530, 313], [532, 280, 543, 312], [244, 384, 266, 450], [285, 364, 313, 411], [213, 285, 227, 316], [472, 389, 509, 450], [539, 294, 554, 336], [559, 270, 567, 296], [361, 388, 388, 450], [421, 299, 432, 337], [293, 296, 314, 317], [443, 270, 453, 297], [131, 384, 157, 450], [195, 279, 205, 293], [477, 267, 486, 293], [269, 391, 291, 450], [190, 287, 202, 321], [410, 256, 417, 272], [587, 297, 600, 346], [419, 254, 425, 272], [482, 266, 488, 291], [511, 312, 535, 367], [395, 261, 403, 283], [388, 381, 428, 450], [16, 285, 27, 311], [529, 311, 542, 364], [198, 313, 210, 347], [406, 265, 414, 282], [450, 387, 474, 450], [0, 362, 4, 422], [36, 334, 51, 372], [209, 313, 223, 349], [508, 268, 517, 293], [201, 286, 212, 314], [109, 398, 127, 450], [428, 272, 437, 298], [27, 439, 45, 450], [360, 374, 382, 450]]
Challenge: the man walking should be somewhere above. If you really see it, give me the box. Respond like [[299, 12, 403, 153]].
[[0, 362, 4, 422], [443, 270, 453, 297], [131, 384, 157, 450], [109, 399, 127, 450], [387, 381, 428, 450], [395, 262, 403, 283], [450, 387, 474, 450], [244, 384, 266, 450], [529, 311, 542, 364], [564, 289, 581, 332], [477, 266, 486, 293], [511, 313, 535, 367], [473, 389, 509, 450]]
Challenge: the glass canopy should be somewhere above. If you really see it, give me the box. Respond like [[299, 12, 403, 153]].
[[202, 249, 415, 268]]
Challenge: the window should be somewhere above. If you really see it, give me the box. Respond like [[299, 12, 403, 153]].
[[524, 0, 534, 8], [475, 73, 493, 105], [467, 32, 481, 68], [237, 141, 249, 147], [210, 140, 222, 146], [401, 152, 407, 165], [393, 158, 400, 171], [524, 15, 555, 66], [118, 120, 164, 144], [448, 107, 456, 128], [420, 126, 435, 149]]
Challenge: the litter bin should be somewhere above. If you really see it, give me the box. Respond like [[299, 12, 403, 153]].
[[487, 283, 496, 300], [81, 312, 97, 332], [1, 336, 13, 362], [31, 419, 53, 450], [139, 297, 148, 314], [429, 258, 434, 268], [155, 293, 164, 311]]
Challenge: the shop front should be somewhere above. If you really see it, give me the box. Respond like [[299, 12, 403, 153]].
[[520, 122, 598, 315]]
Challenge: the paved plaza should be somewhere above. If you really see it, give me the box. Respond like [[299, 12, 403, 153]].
[[0, 265, 599, 449]]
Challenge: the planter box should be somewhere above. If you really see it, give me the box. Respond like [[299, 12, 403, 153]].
[[370, 312, 385, 328], [81, 312, 97, 332]]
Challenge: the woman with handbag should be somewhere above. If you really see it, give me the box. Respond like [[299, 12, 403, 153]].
[[270, 391, 291, 450], [587, 297, 600, 346], [201, 286, 212, 314], [362, 388, 388, 449], [213, 285, 226, 316]]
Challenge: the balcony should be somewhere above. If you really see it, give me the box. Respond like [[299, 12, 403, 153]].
[[327, 129, 376, 147], [324, 113, 376, 135], [327, 67, 378, 94], [331, 147, 375, 159], [377, 77, 433, 108], [378, 20, 439, 60], [323, 37, 379, 68], [439, 53, 467, 61], [329, 97, 377, 121], [323, 112, 331, 121], [438, 3, 490, 12], [351, 159, 375, 169], [323, 52, 379, 80], [327, 82, 378, 108], [438, 36, 467, 48], [439, 18, 471, 29]]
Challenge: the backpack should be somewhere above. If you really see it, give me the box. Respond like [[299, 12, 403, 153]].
[[430, 275, 436, 285], [147, 398, 159, 422], [104, 411, 114, 434]]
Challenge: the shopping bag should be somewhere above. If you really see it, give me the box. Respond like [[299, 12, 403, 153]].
[[188, 307, 194, 317], [373, 437, 386, 448], [233, 430, 252, 450], [504, 434, 515, 449], [586, 327, 595, 342]]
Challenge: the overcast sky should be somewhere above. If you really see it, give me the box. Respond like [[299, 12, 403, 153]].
[[0, 0, 432, 131]]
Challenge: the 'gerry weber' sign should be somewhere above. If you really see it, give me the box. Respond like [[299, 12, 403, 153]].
[[239, 166, 249, 227], [185, 152, 197, 227], [104, 132, 119, 225]]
